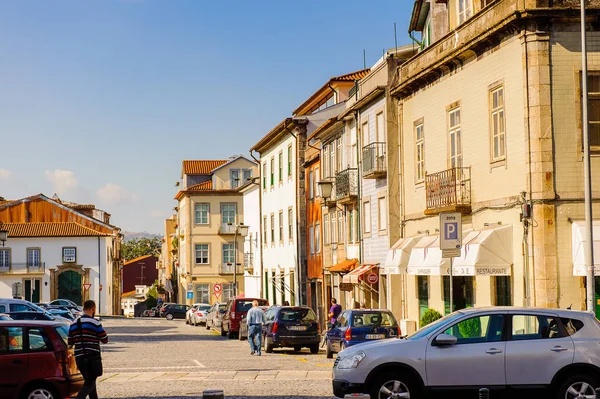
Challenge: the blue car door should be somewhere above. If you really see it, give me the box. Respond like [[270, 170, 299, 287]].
[[328, 310, 349, 351]]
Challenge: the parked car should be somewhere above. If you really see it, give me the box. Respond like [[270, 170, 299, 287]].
[[7, 311, 71, 327], [148, 307, 157, 317], [190, 304, 212, 326], [221, 298, 269, 339], [185, 303, 208, 325], [260, 306, 320, 354], [239, 306, 269, 340], [0, 314, 11, 320], [163, 304, 190, 320], [159, 302, 176, 317], [47, 307, 77, 321], [0, 319, 83, 399], [47, 299, 83, 316], [332, 307, 600, 399], [325, 309, 400, 359], [0, 298, 48, 313], [206, 302, 227, 330], [34, 302, 49, 309]]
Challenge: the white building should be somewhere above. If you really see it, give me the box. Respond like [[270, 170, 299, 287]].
[[240, 182, 261, 298]]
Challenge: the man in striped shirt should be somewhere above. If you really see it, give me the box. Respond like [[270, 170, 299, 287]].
[[68, 300, 108, 399]]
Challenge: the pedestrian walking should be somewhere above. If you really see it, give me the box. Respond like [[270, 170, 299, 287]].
[[328, 298, 342, 328], [246, 300, 266, 356], [68, 300, 108, 399]]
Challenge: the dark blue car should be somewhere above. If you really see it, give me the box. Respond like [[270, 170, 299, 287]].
[[325, 309, 400, 358], [262, 306, 321, 354]]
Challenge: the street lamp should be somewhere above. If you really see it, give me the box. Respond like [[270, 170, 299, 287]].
[[0, 222, 8, 247], [317, 181, 333, 200], [233, 224, 249, 297]]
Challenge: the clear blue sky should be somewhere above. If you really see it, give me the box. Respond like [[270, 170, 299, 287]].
[[0, 0, 413, 234]]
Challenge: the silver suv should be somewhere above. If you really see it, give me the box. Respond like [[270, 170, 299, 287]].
[[333, 307, 600, 399]]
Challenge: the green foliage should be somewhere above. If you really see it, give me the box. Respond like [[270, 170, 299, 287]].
[[420, 308, 443, 328], [122, 237, 162, 261], [145, 296, 157, 308], [458, 317, 482, 338], [147, 281, 158, 299]]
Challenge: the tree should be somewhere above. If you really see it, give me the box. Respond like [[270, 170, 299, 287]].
[[420, 308, 443, 328], [122, 237, 162, 261]]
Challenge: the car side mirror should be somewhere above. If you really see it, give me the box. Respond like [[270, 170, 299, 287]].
[[434, 333, 458, 346]]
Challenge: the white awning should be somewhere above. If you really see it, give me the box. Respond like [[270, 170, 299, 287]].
[[342, 264, 378, 283], [452, 225, 513, 276], [382, 236, 421, 275], [572, 221, 600, 276], [407, 235, 450, 276]]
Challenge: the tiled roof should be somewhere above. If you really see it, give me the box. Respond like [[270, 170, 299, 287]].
[[123, 254, 154, 266], [67, 204, 96, 211], [121, 290, 137, 298], [188, 181, 213, 191], [3, 222, 112, 237], [182, 160, 228, 175]]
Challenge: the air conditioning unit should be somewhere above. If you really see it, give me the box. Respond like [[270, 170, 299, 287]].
[[400, 319, 417, 336]]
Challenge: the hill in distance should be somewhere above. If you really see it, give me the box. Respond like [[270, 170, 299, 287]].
[[122, 231, 163, 241]]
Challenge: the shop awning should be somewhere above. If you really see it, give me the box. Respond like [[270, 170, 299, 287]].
[[572, 221, 600, 276], [382, 236, 421, 275], [407, 235, 450, 275], [328, 259, 358, 273], [452, 225, 513, 276], [343, 264, 378, 283]]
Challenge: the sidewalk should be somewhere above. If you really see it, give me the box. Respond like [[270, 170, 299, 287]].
[[99, 370, 333, 383]]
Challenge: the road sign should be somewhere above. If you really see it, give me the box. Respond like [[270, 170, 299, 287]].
[[187, 284, 193, 291], [366, 273, 379, 285], [442, 248, 461, 259], [83, 284, 92, 292], [440, 212, 462, 251], [213, 283, 222, 298], [186, 291, 193, 299]]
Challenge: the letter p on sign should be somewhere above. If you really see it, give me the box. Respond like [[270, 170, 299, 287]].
[[440, 212, 462, 250], [445, 223, 458, 240]]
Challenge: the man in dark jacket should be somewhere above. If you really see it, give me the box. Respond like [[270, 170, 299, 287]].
[[68, 300, 108, 399]]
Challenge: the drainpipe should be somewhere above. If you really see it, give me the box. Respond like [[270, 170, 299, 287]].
[[523, 31, 533, 307], [250, 150, 264, 299], [355, 110, 364, 266], [97, 236, 101, 315]]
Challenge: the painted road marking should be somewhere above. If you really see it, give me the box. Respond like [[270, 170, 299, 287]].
[[192, 359, 206, 368]]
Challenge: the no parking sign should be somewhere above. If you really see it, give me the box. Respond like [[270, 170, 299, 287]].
[[213, 283, 222, 299]]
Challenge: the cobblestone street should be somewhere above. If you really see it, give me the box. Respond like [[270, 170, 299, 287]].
[[97, 317, 336, 399]]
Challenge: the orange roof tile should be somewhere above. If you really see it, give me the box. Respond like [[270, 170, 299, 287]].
[[182, 160, 228, 175], [188, 181, 213, 191], [68, 204, 96, 210], [3, 222, 112, 238]]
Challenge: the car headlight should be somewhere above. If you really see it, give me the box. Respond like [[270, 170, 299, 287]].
[[336, 351, 366, 369]]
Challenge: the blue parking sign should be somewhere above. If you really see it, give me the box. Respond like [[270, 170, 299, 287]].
[[439, 212, 462, 250], [186, 291, 193, 299]]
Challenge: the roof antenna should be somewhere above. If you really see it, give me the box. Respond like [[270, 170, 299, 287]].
[[394, 22, 398, 56], [363, 49, 366, 70]]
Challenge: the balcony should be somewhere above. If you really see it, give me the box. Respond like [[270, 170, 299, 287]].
[[362, 142, 387, 179], [425, 167, 471, 215], [335, 168, 358, 204], [0, 263, 46, 275], [244, 253, 254, 272], [219, 263, 243, 274], [218, 223, 236, 235]]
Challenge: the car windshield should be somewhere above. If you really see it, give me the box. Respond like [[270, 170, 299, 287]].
[[406, 312, 464, 340], [278, 308, 316, 322], [218, 304, 227, 311], [351, 312, 396, 327], [198, 305, 211, 311], [54, 324, 69, 346], [235, 300, 269, 312]]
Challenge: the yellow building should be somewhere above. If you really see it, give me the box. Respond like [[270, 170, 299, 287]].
[[174, 156, 258, 305]]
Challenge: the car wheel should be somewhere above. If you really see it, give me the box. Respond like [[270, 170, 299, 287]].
[[265, 338, 274, 353], [220, 325, 226, 337], [239, 331, 245, 341], [227, 328, 234, 339], [22, 384, 59, 399], [166, 314, 174, 321], [557, 374, 599, 399], [185, 317, 189, 325], [326, 340, 334, 359], [309, 344, 319, 354], [293, 345, 301, 352], [206, 321, 211, 330], [370, 372, 418, 399]]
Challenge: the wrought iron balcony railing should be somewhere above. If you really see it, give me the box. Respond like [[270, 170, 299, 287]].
[[244, 253, 254, 269], [362, 142, 387, 178], [218, 223, 236, 235], [425, 167, 471, 215], [335, 168, 358, 203], [0, 262, 46, 275], [219, 263, 243, 274]]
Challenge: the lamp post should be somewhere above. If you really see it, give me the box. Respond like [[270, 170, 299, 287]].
[[317, 181, 333, 201], [233, 224, 249, 297]]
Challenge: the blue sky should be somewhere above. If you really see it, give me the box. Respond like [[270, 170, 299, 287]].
[[0, 0, 413, 234]]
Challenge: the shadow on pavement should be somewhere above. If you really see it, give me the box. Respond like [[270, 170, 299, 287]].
[[113, 397, 336, 399]]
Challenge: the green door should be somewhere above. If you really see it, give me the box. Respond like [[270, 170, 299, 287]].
[[58, 271, 82, 305], [24, 279, 41, 303]]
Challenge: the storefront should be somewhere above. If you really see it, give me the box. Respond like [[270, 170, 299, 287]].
[[381, 236, 420, 318], [342, 264, 379, 309], [571, 221, 600, 317]]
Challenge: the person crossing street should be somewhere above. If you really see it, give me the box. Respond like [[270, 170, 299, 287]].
[[246, 300, 266, 356]]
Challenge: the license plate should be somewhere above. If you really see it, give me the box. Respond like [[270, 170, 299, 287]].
[[365, 334, 385, 339], [289, 326, 307, 331]]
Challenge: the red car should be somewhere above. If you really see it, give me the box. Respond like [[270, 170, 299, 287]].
[[0, 320, 83, 399], [221, 298, 269, 339]]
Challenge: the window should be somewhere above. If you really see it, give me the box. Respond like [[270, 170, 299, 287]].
[[27, 249, 40, 267], [512, 315, 562, 340], [585, 74, 600, 150], [457, 0, 473, 25], [263, 163, 267, 189], [315, 166, 320, 193], [323, 145, 329, 178], [349, 211, 354, 243], [362, 121, 370, 147], [263, 216, 267, 246], [418, 276, 429, 322], [331, 211, 337, 243], [222, 283, 234, 302], [270, 214, 275, 244], [338, 210, 344, 243], [442, 314, 504, 344], [278, 151, 283, 183], [376, 112, 385, 142], [278, 211, 283, 243], [222, 244, 235, 265], [195, 244, 209, 264], [336, 137, 343, 173], [28, 328, 51, 352], [0, 327, 24, 353], [0, 249, 10, 269], [316, 222, 321, 253], [378, 197, 387, 231], [561, 318, 584, 336], [415, 123, 425, 182], [270, 157, 275, 187], [221, 203, 236, 225], [363, 201, 371, 234], [309, 226, 315, 255], [242, 169, 252, 183], [62, 247, 76, 263], [230, 169, 241, 189], [288, 208, 293, 240], [287, 145, 292, 177], [194, 203, 209, 224], [309, 170, 314, 199], [324, 214, 330, 245], [448, 107, 462, 168], [330, 142, 336, 175], [490, 86, 506, 161], [494, 276, 512, 306]]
